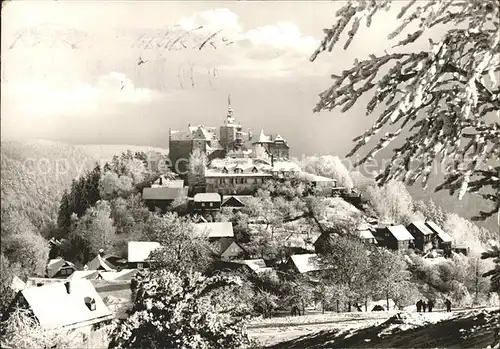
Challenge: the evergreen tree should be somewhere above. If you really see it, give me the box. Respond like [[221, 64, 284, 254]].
[[311, 0, 499, 221], [482, 244, 500, 293]]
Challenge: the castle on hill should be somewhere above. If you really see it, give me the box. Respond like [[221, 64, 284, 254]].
[[169, 94, 291, 172], [168, 94, 300, 195]]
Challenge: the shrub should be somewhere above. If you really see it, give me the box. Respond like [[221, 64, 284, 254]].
[[108, 269, 251, 349]]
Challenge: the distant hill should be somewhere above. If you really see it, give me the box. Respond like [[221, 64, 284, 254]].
[[0, 139, 169, 232]]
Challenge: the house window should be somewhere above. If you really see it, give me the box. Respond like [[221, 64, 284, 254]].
[[222, 167, 228, 174], [209, 202, 213, 207], [201, 203, 205, 207], [137, 262, 143, 269], [252, 167, 258, 173]]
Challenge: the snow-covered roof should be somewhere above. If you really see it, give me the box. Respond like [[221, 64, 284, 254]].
[[358, 229, 376, 240], [237, 259, 267, 272], [67, 270, 100, 280], [194, 193, 221, 202], [20, 280, 113, 330], [425, 221, 453, 243], [409, 221, 434, 236], [194, 222, 234, 238], [127, 241, 161, 263], [152, 177, 184, 188], [143, 187, 188, 201], [289, 254, 322, 274], [47, 258, 77, 278], [256, 129, 272, 143], [11, 275, 26, 292], [387, 225, 415, 241], [86, 254, 116, 272], [274, 134, 286, 142]]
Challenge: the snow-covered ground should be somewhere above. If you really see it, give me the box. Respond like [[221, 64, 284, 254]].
[[250, 308, 500, 348]]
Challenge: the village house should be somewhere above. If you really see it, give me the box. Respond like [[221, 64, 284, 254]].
[[425, 221, 453, 257], [127, 241, 162, 269], [214, 237, 247, 260], [7, 280, 113, 330], [220, 195, 253, 210], [192, 193, 222, 214], [85, 250, 120, 272], [294, 172, 337, 196], [151, 176, 184, 188], [452, 244, 470, 256], [214, 259, 271, 274], [374, 225, 415, 251], [194, 222, 234, 242], [46, 258, 78, 278], [286, 253, 324, 275], [357, 223, 377, 244], [142, 186, 188, 212], [407, 221, 435, 252]]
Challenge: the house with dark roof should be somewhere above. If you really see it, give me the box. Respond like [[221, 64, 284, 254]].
[[194, 222, 234, 242], [213, 237, 247, 260], [127, 241, 162, 269], [221, 195, 252, 210], [407, 221, 435, 252], [425, 221, 453, 256], [143, 186, 188, 212], [374, 225, 415, 251], [46, 258, 78, 278], [7, 280, 113, 330]]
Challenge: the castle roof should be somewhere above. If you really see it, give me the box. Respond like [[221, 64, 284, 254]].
[[256, 129, 272, 143]]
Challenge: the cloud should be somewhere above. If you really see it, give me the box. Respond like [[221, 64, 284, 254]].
[[2, 72, 160, 119], [176, 8, 321, 78], [245, 22, 318, 54], [179, 8, 242, 35]]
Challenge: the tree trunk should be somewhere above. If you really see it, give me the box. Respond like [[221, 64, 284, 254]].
[[348, 301, 352, 312], [386, 291, 390, 311], [365, 296, 368, 312], [336, 299, 339, 313], [322, 299, 325, 314]]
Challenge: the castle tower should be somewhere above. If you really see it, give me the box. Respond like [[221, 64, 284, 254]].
[[226, 93, 235, 125], [220, 93, 243, 153]]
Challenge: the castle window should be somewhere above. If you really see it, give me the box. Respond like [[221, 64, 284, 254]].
[[252, 167, 258, 173], [222, 167, 229, 174], [234, 168, 243, 174]]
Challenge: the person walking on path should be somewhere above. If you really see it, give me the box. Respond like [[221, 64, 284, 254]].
[[422, 300, 427, 312], [427, 299, 434, 312], [444, 299, 452, 312], [416, 300, 422, 313]]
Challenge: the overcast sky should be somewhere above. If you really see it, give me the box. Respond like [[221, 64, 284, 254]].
[[0, 0, 415, 156]]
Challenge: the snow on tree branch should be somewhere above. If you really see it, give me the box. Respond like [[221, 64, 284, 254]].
[[311, 0, 500, 220]]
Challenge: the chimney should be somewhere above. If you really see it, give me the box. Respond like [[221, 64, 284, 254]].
[[64, 281, 71, 294], [84, 297, 96, 311]]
